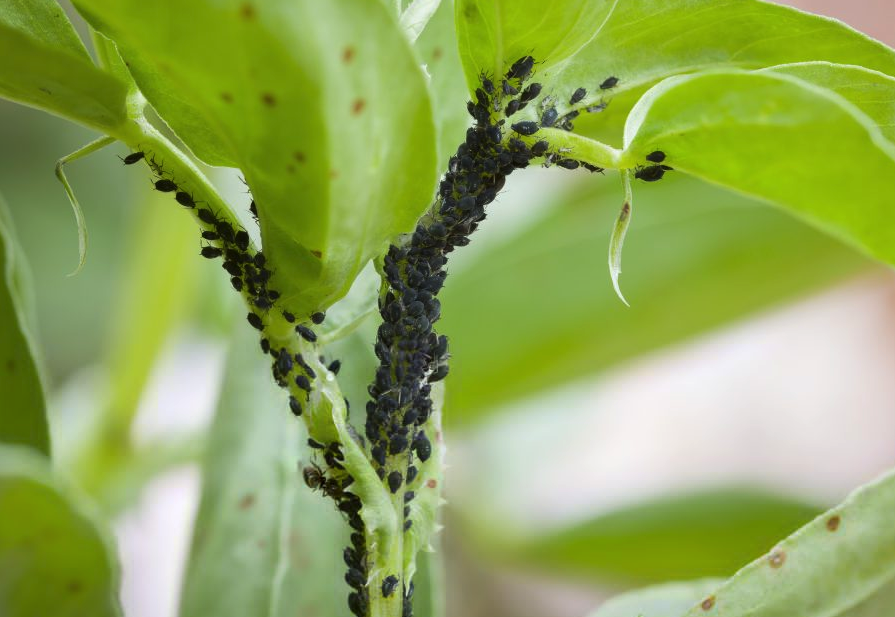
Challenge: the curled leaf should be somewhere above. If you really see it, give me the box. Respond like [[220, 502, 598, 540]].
[[608, 170, 633, 306], [53, 137, 115, 275]]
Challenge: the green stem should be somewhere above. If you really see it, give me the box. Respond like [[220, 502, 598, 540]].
[[534, 128, 623, 169]]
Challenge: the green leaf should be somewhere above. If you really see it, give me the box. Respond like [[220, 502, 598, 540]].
[[179, 323, 347, 617], [622, 70, 895, 268], [0, 1, 127, 133], [416, 0, 471, 170], [588, 580, 724, 617], [588, 578, 895, 617], [0, 444, 122, 617], [0, 196, 49, 455], [761, 62, 895, 144], [74, 0, 439, 317], [540, 0, 895, 142], [676, 468, 895, 617], [401, 0, 442, 43], [440, 176, 866, 423], [455, 0, 614, 94], [498, 488, 820, 584]]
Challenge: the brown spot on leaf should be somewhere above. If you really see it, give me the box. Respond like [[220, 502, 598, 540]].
[[426, 479, 437, 489], [342, 47, 355, 63], [351, 99, 366, 115], [67, 580, 83, 594], [238, 493, 256, 509], [261, 92, 277, 107], [5, 359, 14, 373], [286, 164, 296, 174], [293, 151, 306, 163], [240, 3, 255, 20], [768, 549, 786, 568], [329, 169, 339, 179], [432, 47, 443, 61], [827, 515, 841, 531], [310, 250, 323, 258], [701, 596, 715, 611], [221, 92, 233, 103]]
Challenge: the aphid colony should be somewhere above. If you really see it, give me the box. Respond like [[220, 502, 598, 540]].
[[117, 55, 670, 617]]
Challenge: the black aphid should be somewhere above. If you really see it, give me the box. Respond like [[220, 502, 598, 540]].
[[507, 55, 535, 80], [175, 191, 196, 208], [283, 311, 295, 323], [328, 359, 342, 375], [197, 209, 217, 225], [634, 164, 671, 182], [511, 121, 539, 136], [541, 107, 559, 127], [382, 575, 399, 598], [235, 230, 249, 251], [121, 152, 145, 165], [570, 87, 587, 104], [600, 76, 619, 89], [296, 324, 317, 342], [289, 395, 302, 416], [646, 150, 666, 163], [154, 179, 177, 192], [519, 82, 542, 103], [295, 374, 311, 391], [200, 246, 223, 259], [247, 312, 263, 330], [311, 311, 326, 324], [387, 471, 403, 494]]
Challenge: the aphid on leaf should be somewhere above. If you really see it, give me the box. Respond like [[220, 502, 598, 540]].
[[507, 55, 535, 81], [382, 575, 399, 598], [154, 179, 177, 192], [511, 121, 539, 136], [570, 87, 587, 104], [296, 324, 317, 342], [120, 151, 145, 165], [175, 191, 196, 208], [247, 312, 263, 330], [289, 395, 303, 417], [646, 150, 666, 163], [600, 76, 619, 89], [634, 164, 672, 182], [200, 246, 223, 259]]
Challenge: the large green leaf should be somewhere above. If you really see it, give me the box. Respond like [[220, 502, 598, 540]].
[[674, 468, 895, 617], [179, 324, 347, 617], [0, 196, 49, 455], [440, 176, 866, 422], [74, 0, 439, 317], [0, 1, 127, 133], [588, 580, 724, 617], [622, 70, 895, 268], [536, 0, 895, 142], [588, 578, 895, 617], [500, 489, 820, 584], [455, 0, 613, 94], [0, 444, 122, 617], [761, 62, 895, 144]]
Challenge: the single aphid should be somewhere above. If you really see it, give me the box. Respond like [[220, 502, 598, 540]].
[[247, 312, 263, 330], [646, 150, 666, 163], [175, 191, 196, 208], [121, 151, 145, 165], [570, 87, 587, 104], [600, 75, 619, 89], [387, 471, 403, 494], [154, 178, 177, 192], [200, 246, 223, 259], [511, 121, 539, 136], [296, 324, 317, 342], [289, 395, 303, 417], [382, 575, 399, 598]]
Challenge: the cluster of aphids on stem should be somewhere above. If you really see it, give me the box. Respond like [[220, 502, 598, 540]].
[[121, 148, 372, 615], [359, 55, 615, 617]]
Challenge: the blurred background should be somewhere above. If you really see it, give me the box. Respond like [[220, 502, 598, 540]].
[[2, 2, 894, 617]]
